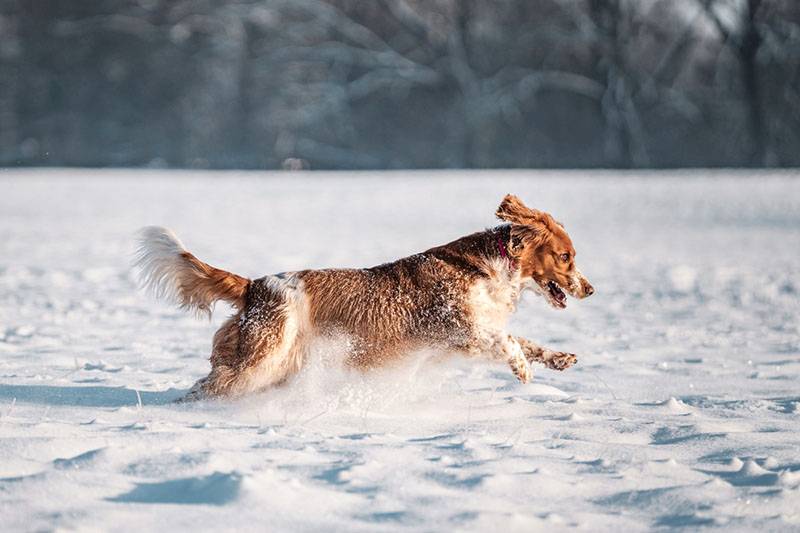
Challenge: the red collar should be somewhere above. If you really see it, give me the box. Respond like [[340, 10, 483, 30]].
[[496, 234, 517, 270]]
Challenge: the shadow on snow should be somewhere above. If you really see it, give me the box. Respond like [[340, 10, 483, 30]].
[[0, 383, 186, 407]]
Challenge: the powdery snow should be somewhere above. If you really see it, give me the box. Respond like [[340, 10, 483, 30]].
[[0, 169, 799, 531]]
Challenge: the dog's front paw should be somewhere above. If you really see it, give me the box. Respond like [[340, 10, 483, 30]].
[[509, 355, 533, 383], [546, 351, 577, 371]]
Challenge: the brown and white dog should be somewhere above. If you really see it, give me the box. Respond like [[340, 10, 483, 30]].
[[135, 194, 594, 400]]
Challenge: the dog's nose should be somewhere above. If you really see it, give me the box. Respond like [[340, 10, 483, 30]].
[[584, 284, 594, 297]]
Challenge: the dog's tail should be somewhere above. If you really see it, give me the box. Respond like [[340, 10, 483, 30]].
[[134, 226, 250, 317]]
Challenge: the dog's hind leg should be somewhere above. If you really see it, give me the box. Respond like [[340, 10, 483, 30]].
[[177, 314, 241, 401], [190, 277, 307, 399], [516, 336, 577, 371]]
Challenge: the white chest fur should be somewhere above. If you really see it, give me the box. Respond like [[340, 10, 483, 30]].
[[467, 259, 522, 333]]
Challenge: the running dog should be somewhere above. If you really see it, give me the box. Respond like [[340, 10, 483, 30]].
[[135, 194, 594, 400]]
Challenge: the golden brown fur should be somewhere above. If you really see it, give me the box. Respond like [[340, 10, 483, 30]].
[[177, 251, 250, 314], [136, 195, 594, 400]]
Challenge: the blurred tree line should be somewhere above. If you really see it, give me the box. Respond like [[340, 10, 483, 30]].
[[0, 0, 798, 169]]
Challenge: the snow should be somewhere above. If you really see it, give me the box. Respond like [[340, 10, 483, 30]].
[[1, 168, 799, 531]]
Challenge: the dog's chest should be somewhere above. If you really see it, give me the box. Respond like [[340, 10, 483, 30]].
[[467, 266, 521, 332]]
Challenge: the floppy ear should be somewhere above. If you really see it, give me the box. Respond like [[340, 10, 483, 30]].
[[496, 194, 540, 225]]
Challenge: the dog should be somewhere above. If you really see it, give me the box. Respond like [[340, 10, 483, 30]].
[[135, 194, 594, 400]]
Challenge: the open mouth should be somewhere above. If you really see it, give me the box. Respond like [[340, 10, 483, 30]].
[[547, 281, 567, 309]]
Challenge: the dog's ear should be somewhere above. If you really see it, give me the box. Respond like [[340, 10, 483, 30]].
[[498, 195, 562, 250], [496, 194, 540, 225]]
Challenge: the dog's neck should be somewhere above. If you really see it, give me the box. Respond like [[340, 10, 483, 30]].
[[495, 227, 517, 271]]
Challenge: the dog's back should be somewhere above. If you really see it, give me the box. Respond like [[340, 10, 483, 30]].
[[297, 258, 473, 364]]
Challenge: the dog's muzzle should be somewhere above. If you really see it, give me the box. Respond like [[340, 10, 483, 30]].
[[569, 269, 594, 299]]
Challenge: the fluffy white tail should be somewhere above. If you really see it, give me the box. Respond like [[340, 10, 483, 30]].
[[134, 226, 250, 316]]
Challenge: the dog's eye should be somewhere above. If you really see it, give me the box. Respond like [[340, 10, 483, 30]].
[[560, 253, 570, 262]]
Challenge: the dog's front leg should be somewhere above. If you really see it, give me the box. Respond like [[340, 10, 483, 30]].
[[516, 336, 577, 371], [466, 331, 532, 383]]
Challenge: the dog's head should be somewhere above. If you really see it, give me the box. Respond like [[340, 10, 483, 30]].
[[496, 194, 594, 309]]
